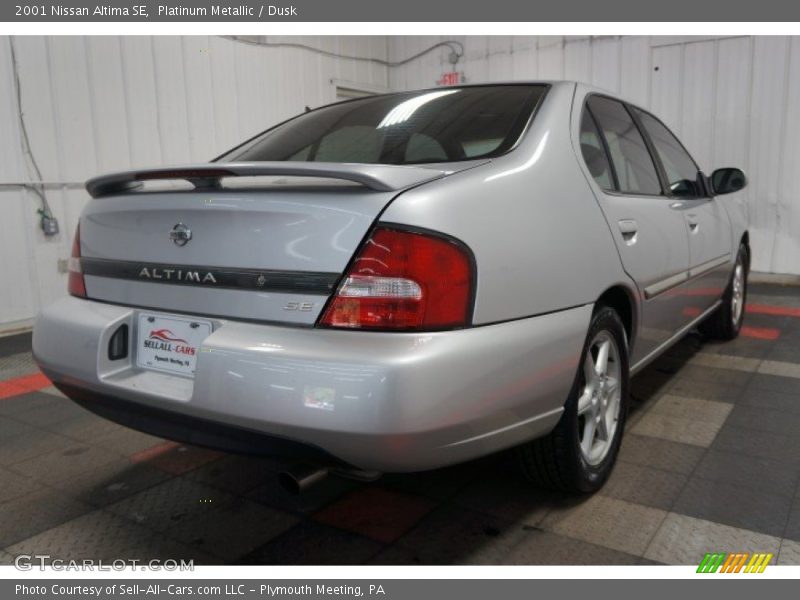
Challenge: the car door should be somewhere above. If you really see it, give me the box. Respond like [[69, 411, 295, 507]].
[[579, 95, 692, 366], [633, 108, 733, 314]]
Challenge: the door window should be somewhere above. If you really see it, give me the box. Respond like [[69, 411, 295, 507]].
[[587, 96, 662, 196], [579, 109, 614, 190], [634, 109, 704, 198]]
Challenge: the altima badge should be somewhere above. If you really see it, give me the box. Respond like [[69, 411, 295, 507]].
[[170, 223, 192, 247]]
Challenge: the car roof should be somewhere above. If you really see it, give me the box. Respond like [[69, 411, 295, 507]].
[[332, 80, 631, 105]]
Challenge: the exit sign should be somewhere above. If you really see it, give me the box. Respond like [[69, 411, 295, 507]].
[[438, 71, 462, 86]]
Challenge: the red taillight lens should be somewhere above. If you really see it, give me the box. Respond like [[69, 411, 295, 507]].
[[67, 224, 86, 298], [319, 227, 473, 330]]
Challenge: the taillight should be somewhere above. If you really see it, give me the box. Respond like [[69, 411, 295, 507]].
[[67, 224, 86, 298], [319, 226, 473, 330]]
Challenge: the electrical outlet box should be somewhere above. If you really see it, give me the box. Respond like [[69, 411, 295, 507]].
[[41, 216, 59, 236]]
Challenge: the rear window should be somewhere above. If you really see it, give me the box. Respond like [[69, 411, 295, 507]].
[[218, 85, 548, 165]]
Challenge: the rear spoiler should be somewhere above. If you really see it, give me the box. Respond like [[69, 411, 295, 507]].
[[85, 162, 449, 198]]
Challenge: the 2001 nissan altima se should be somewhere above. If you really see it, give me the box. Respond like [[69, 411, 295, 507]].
[[33, 81, 749, 493]]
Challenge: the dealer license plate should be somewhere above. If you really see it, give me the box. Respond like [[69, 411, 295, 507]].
[[136, 313, 212, 378]]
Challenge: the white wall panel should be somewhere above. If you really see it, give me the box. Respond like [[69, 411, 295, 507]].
[[119, 37, 165, 166], [619, 37, 650, 106], [680, 41, 716, 170], [233, 39, 267, 143], [12, 38, 62, 181], [152, 37, 194, 164], [748, 37, 789, 272], [511, 36, 537, 80], [0, 39, 38, 329], [713, 38, 752, 174], [537, 37, 565, 80], [207, 36, 240, 153], [462, 36, 491, 84], [0, 35, 388, 330], [181, 37, 219, 162], [565, 38, 592, 84], [650, 44, 683, 134], [591, 38, 621, 93], [775, 37, 800, 274], [488, 37, 513, 82], [85, 37, 133, 172]]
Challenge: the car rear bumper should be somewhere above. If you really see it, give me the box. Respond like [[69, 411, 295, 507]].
[[33, 296, 591, 472]]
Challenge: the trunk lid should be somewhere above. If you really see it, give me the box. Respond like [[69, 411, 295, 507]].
[[79, 162, 480, 324]]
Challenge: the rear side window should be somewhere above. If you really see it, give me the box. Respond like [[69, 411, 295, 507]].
[[587, 96, 662, 196], [218, 85, 547, 165], [579, 109, 614, 190], [634, 109, 704, 198]]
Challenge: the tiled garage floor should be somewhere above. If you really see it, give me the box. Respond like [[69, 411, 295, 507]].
[[1, 283, 799, 566]]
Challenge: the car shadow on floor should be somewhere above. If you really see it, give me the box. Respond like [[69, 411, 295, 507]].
[[626, 331, 705, 427]]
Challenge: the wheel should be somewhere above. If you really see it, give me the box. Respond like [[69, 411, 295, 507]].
[[518, 306, 630, 493], [700, 244, 748, 341]]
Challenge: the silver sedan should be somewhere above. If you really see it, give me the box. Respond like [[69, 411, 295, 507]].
[[33, 81, 749, 492]]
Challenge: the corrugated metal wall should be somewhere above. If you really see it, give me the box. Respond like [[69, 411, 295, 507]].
[[0, 35, 388, 331], [388, 35, 800, 277]]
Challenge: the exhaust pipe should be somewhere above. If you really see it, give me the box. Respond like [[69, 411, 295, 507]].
[[278, 462, 382, 494], [278, 464, 329, 495]]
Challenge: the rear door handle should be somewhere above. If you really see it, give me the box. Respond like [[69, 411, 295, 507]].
[[618, 219, 638, 245], [687, 214, 699, 233]]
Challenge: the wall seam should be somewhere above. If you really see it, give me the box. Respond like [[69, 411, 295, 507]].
[[117, 38, 135, 168], [770, 37, 793, 272], [149, 36, 167, 165]]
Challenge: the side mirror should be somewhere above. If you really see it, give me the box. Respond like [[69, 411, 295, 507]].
[[710, 167, 747, 196]]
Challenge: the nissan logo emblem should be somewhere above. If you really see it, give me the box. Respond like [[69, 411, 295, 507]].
[[170, 223, 192, 247]]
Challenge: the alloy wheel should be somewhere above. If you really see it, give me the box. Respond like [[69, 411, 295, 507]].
[[577, 331, 622, 466], [731, 261, 745, 326]]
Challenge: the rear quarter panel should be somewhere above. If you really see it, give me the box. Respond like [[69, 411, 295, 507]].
[[381, 82, 632, 326]]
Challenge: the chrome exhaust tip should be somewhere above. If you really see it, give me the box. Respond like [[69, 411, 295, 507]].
[[278, 464, 329, 495]]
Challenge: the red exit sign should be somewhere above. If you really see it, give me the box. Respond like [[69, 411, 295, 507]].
[[438, 71, 462, 86]]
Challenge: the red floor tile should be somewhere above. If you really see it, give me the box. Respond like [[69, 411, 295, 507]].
[[0, 372, 51, 400], [740, 326, 781, 340], [130, 440, 181, 464], [746, 303, 800, 318], [312, 486, 436, 544]]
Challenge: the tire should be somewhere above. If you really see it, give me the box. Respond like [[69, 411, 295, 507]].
[[518, 306, 630, 493], [699, 244, 748, 341]]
